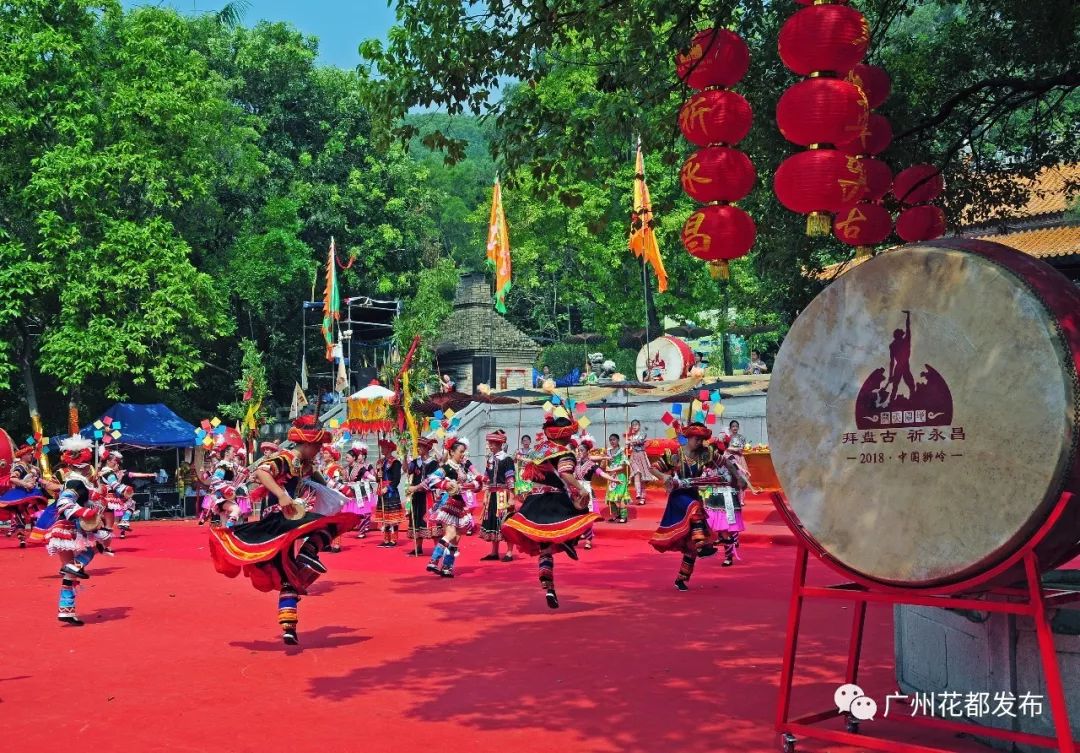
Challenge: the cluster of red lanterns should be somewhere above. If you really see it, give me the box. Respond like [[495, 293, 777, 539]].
[[833, 63, 895, 256], [675, 28, 756, 279], [894, 164, 946, 241], [773, 1, 871, 236]]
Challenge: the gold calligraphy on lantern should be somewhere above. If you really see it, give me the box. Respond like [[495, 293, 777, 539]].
[[679, 98, 712, 134], [839, 156, 868, 203], [681, 158, 713, 190], [853, 18, 870, 48], [683, 210, 712, 255], [676, 42, 704, 69], [835, 205, 868, 241]]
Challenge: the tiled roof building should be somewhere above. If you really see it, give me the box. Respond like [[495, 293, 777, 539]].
[[434, 273, 540, 393], [820, 164, 1079, 281]]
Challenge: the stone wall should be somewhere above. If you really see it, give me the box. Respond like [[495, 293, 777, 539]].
[[895, 582, 1080, 751], [448, 392, 768, 453]]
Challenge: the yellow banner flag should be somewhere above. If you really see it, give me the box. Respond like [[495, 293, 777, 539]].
[[628, 144, 668, 293], [486, 177, 512, 313], [244, 400, 261, 432]]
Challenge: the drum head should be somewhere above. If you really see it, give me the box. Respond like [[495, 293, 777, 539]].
[[769, 241, 1079, 587]]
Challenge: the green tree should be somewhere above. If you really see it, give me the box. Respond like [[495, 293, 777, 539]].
[[361, 0, 1079, 330], [0, 1, 244, 404]]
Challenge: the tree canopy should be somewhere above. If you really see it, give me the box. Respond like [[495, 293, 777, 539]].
[[0, 0, 1075, 436], [363, 0, 1078, 345]]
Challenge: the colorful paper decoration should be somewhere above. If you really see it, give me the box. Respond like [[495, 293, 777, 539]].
[[578, 417, 592, 429]]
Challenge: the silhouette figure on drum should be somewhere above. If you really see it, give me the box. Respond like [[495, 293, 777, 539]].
[[887, 311, 915, 403], [854, 312, 953, 430]]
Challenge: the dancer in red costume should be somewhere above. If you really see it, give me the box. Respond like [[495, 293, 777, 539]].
[[502, 416, 601, 609], [207, 415, 359, 645], [0, 445, 50, 548]]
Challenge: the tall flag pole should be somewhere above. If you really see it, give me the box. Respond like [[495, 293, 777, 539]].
[[486, 176, 512, 314], [629, 140, 668, 293], [321, 237, 340, 361]]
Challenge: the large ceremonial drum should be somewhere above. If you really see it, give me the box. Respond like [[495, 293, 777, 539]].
[[768, 239, 1080, 592], [635, 335, 695, 382]]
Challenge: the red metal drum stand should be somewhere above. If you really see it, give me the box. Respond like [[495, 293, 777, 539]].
[[773, 492, 1079, 753]]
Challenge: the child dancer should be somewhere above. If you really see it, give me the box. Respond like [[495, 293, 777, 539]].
[[405, 437, 438, 557], [625, 419, 655, 506], [572, 434, 616, 550], [479, 430, 516, 561], [604, 433, 631, 524], [373, 439, 404, 547], [426, 437, 480, 577]]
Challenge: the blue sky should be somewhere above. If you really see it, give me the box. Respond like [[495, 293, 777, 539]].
[[122, 1, 397, 69]]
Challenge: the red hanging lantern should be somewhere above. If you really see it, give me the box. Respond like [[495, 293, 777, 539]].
[[678, 89, 752, 147], [896, 205, 946, 241], [680, 147, 756, 204], [862, 157, 893, 202], [779, 5, 870, 76], [838, 113, 892, 156], [675, 28, 750, 90], [845, 63, 891, 109], [893, 164, 944, 205], [834, 202, 892, 257], [774, 150, 868, 234], [681, 204, 757, 280], [776, 78, 869, 147]]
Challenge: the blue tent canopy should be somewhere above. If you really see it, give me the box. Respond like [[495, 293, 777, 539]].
[[51, 403, 197, 449]]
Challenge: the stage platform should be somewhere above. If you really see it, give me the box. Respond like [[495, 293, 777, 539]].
[[1, 520, 996, 753]]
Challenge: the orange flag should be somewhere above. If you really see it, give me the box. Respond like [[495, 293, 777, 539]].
[[486, 177, 512, 313], [629, 144, 668, 293], [321, 237, 339, 361]]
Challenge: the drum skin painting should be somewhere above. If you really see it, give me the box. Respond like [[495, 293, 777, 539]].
[[768, 239, 1080, 591]]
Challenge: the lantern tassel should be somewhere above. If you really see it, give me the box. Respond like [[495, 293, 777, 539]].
[[708, 260, 730, 280], [855, 245, 872, 260], [806, 211, 831, 237]]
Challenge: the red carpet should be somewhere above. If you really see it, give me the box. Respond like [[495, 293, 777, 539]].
[[2, 519, 991, 753]]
